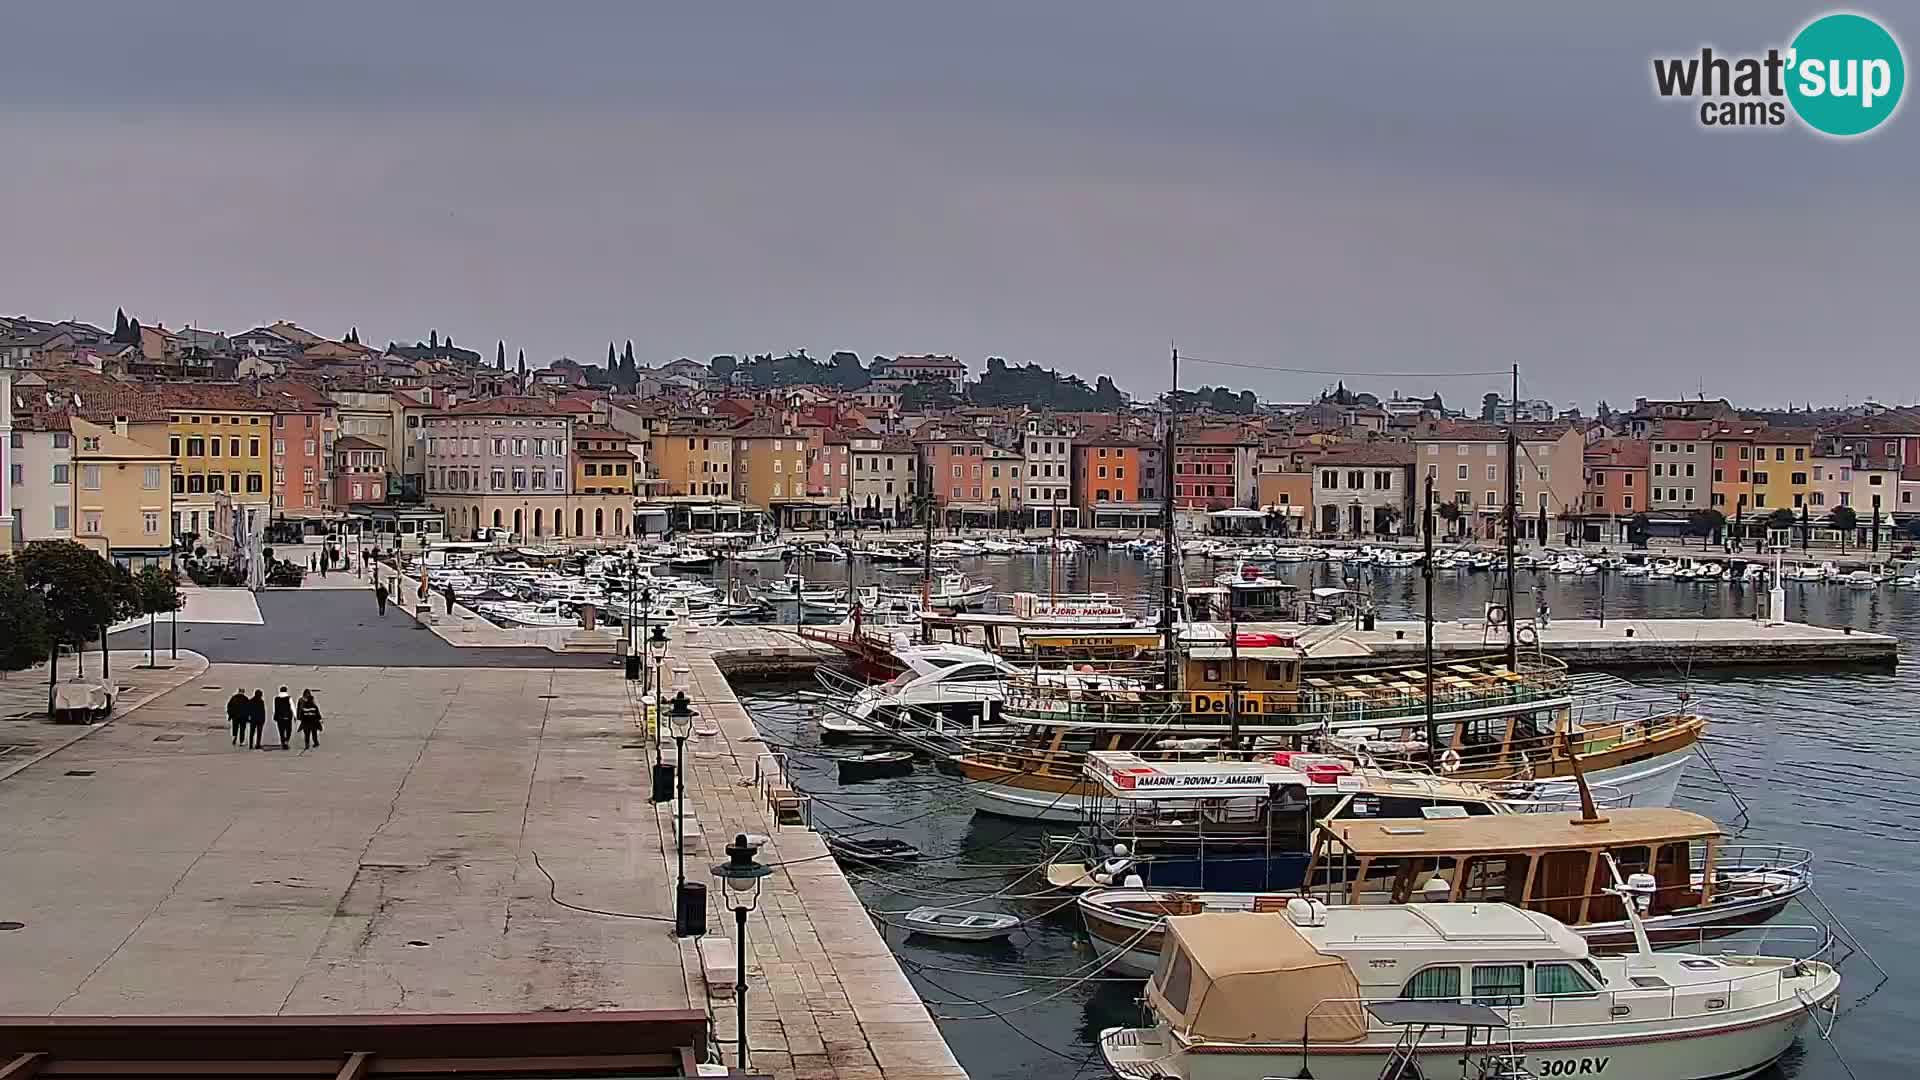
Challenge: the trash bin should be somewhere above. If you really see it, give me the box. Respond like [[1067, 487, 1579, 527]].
[[651, 761, 675, 803], [625, 654, 643, 681], [676, 881, 708, 937], [1361, 611, 1376, 631]]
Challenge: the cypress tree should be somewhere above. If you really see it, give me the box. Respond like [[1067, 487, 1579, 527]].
[[429, 330, 438, 349], [113, 308, 129, 340], [496, 340, 506, 370]]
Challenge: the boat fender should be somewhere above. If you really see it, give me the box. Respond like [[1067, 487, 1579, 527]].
[[1484, 603, 1507, 627], [1439, 748, 1462, 773]]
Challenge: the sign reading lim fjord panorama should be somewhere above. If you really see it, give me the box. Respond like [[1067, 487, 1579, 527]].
[[1652, 10, 1904, 136]]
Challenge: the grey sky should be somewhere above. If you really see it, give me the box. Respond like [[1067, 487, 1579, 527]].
[[2, 2, 1915, 408]]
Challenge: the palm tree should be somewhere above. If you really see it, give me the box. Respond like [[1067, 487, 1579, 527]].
[[1829, 506, 1859, 553], [1765, 508, 1795, 551]]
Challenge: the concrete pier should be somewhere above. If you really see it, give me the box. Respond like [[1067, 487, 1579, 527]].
[[6, 603, 961, 1080]]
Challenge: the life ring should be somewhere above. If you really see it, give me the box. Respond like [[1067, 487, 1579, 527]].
[[1517, 623, 1540, 646], [1484, 604, 1507, 627], [1439, 748, 1462, 774]]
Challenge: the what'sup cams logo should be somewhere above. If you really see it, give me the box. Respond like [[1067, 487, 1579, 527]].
[[1653, 11, 1904, 137]]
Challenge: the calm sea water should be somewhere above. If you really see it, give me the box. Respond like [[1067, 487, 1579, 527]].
[[736, 551, 1912, 1080]]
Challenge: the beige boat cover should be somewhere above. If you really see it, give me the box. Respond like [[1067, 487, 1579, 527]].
[[1147, 912, 1366, 1045]]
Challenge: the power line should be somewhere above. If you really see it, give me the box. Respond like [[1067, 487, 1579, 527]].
[[1177, 355, 1511, 379]]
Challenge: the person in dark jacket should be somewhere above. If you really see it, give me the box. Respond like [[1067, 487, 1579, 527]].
[[272, 687, 295, 748], [296, 690, 323, 749], [227, 690, 250, 746], [247, 690, 267, 749], [374, 582, 389, 616]]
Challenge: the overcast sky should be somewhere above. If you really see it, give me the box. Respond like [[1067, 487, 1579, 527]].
[[2, 2, 1914, 408]]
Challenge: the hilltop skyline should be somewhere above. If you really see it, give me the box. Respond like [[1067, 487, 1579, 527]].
[[3, 1, 1915, 405]]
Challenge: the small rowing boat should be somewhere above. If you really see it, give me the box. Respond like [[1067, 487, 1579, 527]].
[[900, 906, 1020, 941]]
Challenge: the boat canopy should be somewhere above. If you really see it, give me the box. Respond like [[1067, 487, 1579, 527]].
[[1320, 807, 1719, 858], [1148, 912, 1366, 1045], [1208, 507, 1266, 518]]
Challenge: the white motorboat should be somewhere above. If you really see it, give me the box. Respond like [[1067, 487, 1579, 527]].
[[807, 542, 848, 561], [882, 572, 993, 610], [1843, 568, 1883, 589], [757, 574, 847, 603], [1099, 900, 1840, 1080], [900, 906, 1020, 941], [814, 643, 1016, 743], [932, 540, 985, 558], [735, 543, 790, 562]]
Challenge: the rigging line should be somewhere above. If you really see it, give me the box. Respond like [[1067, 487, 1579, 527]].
[[1176, 355, 1512, 379], [898, 959, 1097, 1063]]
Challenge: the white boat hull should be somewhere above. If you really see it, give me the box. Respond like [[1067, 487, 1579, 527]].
[[970, 747, 1695, 825], [1103, 994, 1831, 1080]]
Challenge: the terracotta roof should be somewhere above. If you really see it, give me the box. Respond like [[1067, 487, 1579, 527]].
[[1313, 443, 1415, 467], [1182, 426, 1257, 446], [1412, 420, 1578, 442], [1651, 419, 1713, 439], [16, 370, 170, 423], [1823, 410, 1920, 436], [440, 396, 574, 417], [334, 436, 384, 452], [1584, 438, 1650, 467], [729, 417, 795, 439], [572, 423, 628, 439], [1755, 427, 1819, 444]]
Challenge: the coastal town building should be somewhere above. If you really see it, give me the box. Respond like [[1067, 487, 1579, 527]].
[[1311, 443, 1414, 537], [1410, 420, 1586, 542]]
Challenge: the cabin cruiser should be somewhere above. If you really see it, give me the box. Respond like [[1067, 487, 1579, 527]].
[[1786, 560, 1838, 582], [814, 643, 1018, 744], [1099, 901, 1840, 1080], [1079, 806, 1811, 976]]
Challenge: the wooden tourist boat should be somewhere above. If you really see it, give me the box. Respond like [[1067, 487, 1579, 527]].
[[954, 638, 1703, 822], [1078, 806, 1812, 977]]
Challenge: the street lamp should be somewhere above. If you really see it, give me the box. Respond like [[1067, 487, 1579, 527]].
[[638, 586, 654, 697], [649, 623, 669, 710], [647, 622, 673, 804], [668, 690, 698, 936], [710, 833, 773, 1070]]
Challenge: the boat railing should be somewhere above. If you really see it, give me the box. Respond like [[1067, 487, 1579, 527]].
[[1285, 934, 1838, 1044], [1698, 844, 1816, 892], [998, 662, 1576, 732]]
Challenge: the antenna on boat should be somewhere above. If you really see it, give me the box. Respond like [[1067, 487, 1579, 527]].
[[1560, 729, 1608, 826]]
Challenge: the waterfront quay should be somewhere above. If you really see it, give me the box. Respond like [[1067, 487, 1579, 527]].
[[0, 591, 962, 1080]]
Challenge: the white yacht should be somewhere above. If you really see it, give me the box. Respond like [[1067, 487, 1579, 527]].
[[1100, 901, 1839, 1080], [815, 643, 1017, 743], [882, 572, 993, 609], [734, 542, 790, 562]]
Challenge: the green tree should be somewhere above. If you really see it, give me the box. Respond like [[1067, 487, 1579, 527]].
[[1436, 501, 1463, 537], [1627, 512, 1652, 547], [901, 380, 959, 412], [131, 563, 184, 668], [1688, 508, 1725, 549], [516, 349, 527, 388], [429, 329, 438, 349], [112, 308, 130, 341], [496, 340, 506, 370], [1829, 505, 1859, 552], [19, 541, 124, 718], [0, 555, 50, 673], [710, 355, 738, 381]]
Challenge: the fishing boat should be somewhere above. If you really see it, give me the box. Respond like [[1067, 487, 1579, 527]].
[[1077, 806, 1811, 976], [882, 571, 993, 610], [824, 834, 921, 866], [838, 749, 915, 783], [1098, 900, 1841, 1080], [757, 574, 847, 602], [900, 907, 1020, 941], [954, 639, 1702, 823], [735, 542, 790, 562]]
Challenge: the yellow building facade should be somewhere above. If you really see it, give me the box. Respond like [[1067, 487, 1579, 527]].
[[70, 417, 175, 565], [650, 425, 735, 498], [165, 394, 273, 538]]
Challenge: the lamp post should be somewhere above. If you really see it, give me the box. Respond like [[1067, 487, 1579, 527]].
[[668, 690, 698, 936], [649, 623, 668, 712], [711, 834, 772, 1070], [639, 586, 653, 702], [647, 623, 674, 804]]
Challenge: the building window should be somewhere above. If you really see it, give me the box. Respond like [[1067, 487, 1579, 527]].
[[53, 506, 69, 531], [52, 464, 70, 485], [144, 511, 161, 535], [81, 465, 101, 490], [246, 473, 263, 494]]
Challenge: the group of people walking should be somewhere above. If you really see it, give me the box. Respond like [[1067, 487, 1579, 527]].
[[226, 687, 324, 750]]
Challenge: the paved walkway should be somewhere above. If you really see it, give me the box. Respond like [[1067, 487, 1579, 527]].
[[109, 591, 607, 669]]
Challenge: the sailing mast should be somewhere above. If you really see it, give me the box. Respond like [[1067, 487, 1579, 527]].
[[1422, 474, 1438, 763], [1159, 346, 1180, 692], [920, 463, 936, 644], [1505, 362, 1518, 670]]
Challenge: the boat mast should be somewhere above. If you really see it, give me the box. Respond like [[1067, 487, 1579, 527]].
[[921, 463, 935, 644], [1049, 488, 1060, 607], [1505, 362, 1518, 670], [1422, 474, 1438, 764], [1160, 345, 1179, 692]]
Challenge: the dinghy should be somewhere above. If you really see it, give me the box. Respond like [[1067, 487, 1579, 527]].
[[900, 906, 1020, 942]]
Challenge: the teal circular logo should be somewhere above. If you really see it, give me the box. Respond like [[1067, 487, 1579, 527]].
[[1787, 13, 1905, 137]]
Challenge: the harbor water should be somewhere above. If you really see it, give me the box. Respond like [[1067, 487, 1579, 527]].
[[736, 549, 1911, 1080]]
